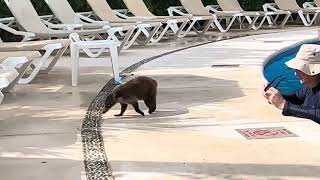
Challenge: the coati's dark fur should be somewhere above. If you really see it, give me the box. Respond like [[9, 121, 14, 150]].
[[103, 76, 158, 116]]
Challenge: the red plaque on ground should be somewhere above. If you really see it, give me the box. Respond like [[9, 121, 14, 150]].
[[236, 127, 298, 139]]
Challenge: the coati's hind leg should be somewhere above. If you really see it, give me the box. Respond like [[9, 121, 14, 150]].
[[131, 102, 145, 116], [144, 95, 156, 114], [115, 103, 128, 116]]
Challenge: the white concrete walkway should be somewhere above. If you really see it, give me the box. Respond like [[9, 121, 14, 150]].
[[0, 27, 319, 180]]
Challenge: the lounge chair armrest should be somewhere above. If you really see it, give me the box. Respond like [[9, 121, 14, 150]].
[[75, 13, 110, 25], [78, 11, 95, 18], [42, 20, 83, 30], [125, 16, 159, 20], [167, 6, 190, 16], [205, 5, 220, 13], [303, 2, 316, 9], [113, 10, 130, 19], [0, 17, 15, 26], [115, 9, 129, 15], [39, 14, 55, 22], [263, 3, 279, 12], [0, 22, 35, 41]]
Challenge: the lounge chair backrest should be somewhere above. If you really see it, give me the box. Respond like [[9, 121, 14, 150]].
[[45, 0, 82, 24], [216, 0, 244, 11], [6, 0, 54, 33], [122, 0, 155, 16], [315, 0, 320, 7], [86, 0, 122, 21], [273, 0, 301, 11], [179, 0, 211, 16]]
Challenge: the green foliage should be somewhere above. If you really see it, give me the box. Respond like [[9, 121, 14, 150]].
[[0, 0, 11, 17], [0, 0, 314, 17], [30, 0, 52, 15], [106, 0, 126, 9]]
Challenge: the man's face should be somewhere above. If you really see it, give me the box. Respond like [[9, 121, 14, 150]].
[[295, 70, 320, 88]]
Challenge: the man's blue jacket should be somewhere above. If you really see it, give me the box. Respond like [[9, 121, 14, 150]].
[[283, 84, 320, 123]]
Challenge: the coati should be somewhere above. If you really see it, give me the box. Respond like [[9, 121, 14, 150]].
[[103, 76, 158, 116]]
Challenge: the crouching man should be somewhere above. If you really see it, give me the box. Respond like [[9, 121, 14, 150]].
[[263, 44, 320, 123]]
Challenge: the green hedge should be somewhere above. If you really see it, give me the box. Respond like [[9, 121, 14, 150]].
[[0, 0, 311, 17]]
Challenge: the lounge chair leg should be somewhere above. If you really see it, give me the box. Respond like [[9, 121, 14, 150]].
[[40, 43, 69, 73], [298, 10, 319, 26], [17, 59, 44, 84], [245, 15, 260, 30], [136, 23, 162, 45], [280, 13, 291, 27], [188, 18, 214, 36], [150, 24, 171, 43], [106, 32, 121, 46], [70, 43, 80, 87], [0, 91, 3, 104], [213, 18, 234, 33], [108, 27, 135, 51], [2, 57, 32, 88], [185, 20, 199, 36], [122, 27, 142, 49], [174, 19, 189, 39], [109, 44, 121, 84], [198, 19, 214, 35]]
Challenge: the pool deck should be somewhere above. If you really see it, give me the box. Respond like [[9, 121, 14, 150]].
[[1, 27, 320, 180]]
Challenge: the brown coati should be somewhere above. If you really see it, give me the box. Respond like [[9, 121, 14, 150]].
[[103, 76, 158, 116]]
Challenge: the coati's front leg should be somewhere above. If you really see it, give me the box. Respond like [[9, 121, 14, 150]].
[[131, 102, 145, 116], [115, 103, 128, 116]]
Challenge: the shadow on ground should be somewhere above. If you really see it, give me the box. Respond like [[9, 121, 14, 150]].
[[0, 157, 84, 180], [102, 73, 244, 131], [112, 161, 320, 179]]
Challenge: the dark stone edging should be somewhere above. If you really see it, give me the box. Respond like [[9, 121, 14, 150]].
[[81, 29, 306, 180]]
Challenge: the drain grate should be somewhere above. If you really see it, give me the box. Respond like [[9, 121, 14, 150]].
[[211, 64, 240, 68], [263, 40, 284, 43], [236, 127, 298, 139]]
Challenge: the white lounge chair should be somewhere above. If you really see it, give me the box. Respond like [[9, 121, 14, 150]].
[[0, 23, 70, 84], [180, 0, 262, 31], [86, 0, 165, 44], [44, 0, 141, 50], [212, 0, 291, 29], [169, 0, 262, 32], [5, 0, 108, 38], [0, 51, 40, 103], [122, 0, 210, 38], [303, 0, 320, 9], [4, 0, 130, 52], [263, 0, 320, 26]]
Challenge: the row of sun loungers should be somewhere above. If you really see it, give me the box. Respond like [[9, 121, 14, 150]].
[[0, 0, 319, 104]]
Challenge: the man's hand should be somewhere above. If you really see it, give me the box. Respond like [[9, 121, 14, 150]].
[[263, 87, 287, 110]]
